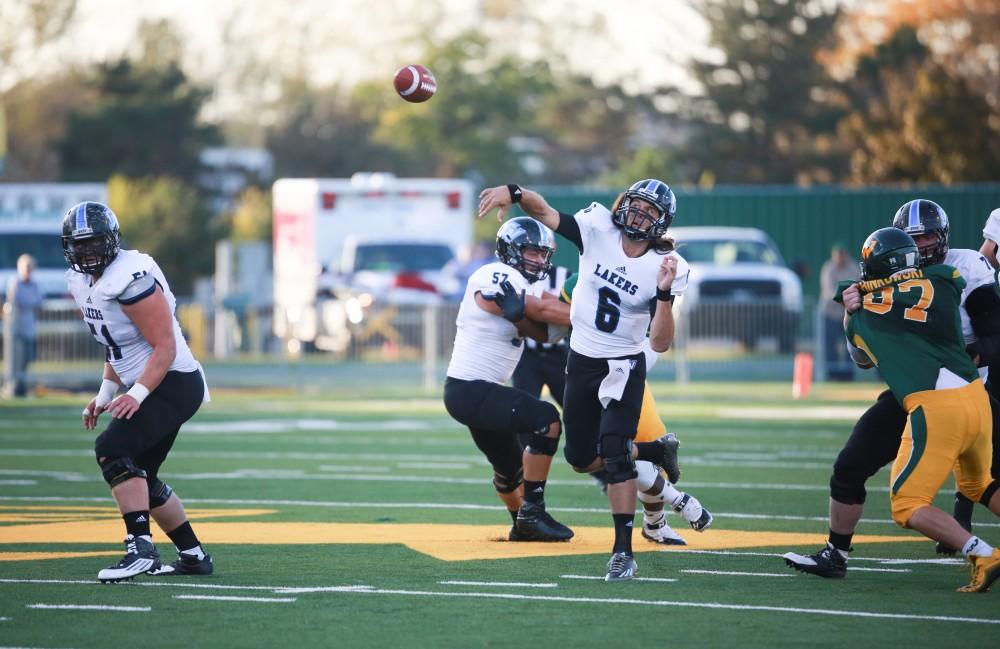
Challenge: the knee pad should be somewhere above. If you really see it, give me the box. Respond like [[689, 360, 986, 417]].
[[634, 460, 660, 492], [890, 494, 931, 528], [980, 479, 1000, 506], [599, 435, 636, 484], [514, 401, 560, 456], [98, 456, 146, 488], [148, 479, 174, 508], [521, 419, 561, 457], [492, 467, 524, 494], [829, 452, 869, 505]]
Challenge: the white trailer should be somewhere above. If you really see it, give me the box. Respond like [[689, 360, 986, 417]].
[[272, 173, 474, 349], [0, 183, 107, 300]]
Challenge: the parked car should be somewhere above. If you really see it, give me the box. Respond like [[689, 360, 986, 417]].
[[671, 226, 803, 353]]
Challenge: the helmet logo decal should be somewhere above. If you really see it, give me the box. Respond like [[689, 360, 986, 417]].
[[74, 202, 91, 235], [908, 199, 922, 229], [861, 238, 877, 260]]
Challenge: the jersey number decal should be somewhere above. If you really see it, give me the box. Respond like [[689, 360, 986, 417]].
[[595, 287, 621, 333], [491, 272, 509, 284], [861, 279, 933, 322], [88, 322, 123, 361]]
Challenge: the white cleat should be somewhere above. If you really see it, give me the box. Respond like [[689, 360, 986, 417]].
[[641, 513, 687, 546], [672, 493, 714, 532]]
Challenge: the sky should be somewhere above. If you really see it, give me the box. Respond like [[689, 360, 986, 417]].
[[44, 0, 711, 107]]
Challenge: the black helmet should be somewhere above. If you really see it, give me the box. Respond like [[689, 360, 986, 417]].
[[61, 201, 121, 274], [891, 199, 949, 265], [859, 227, 920, 281], [495, 217, 556, 282], [613, 178, 676, 241]]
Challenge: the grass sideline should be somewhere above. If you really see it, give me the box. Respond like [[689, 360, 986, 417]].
[[1, 381, 998, 648]]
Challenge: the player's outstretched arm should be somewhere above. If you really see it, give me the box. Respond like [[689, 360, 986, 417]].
[[478, 184, 560, 231]]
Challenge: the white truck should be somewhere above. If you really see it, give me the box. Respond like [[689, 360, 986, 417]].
[[272, 173, 475, 352], [0, 183, 108, 300]]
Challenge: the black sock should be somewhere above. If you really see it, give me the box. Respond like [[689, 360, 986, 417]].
[[953, 491, 974, 531], [509, 509, 518, 524], [123, 510, 151, 538], [828, 529, 853, 553], [523, 480, 546, 506], [612, 513, 635, 554], [634, 441, 662, 463], [166, 521, 201, 553]]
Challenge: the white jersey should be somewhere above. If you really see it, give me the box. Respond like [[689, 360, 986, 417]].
[[525, 266, 571, 350], [946, 248, 997, 346], [982, 208, 1000, 245], [568, 203, 690, 358], [446, 261, 542, 384], [66, 249, 200, 386]]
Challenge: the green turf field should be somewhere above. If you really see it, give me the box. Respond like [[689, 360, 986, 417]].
[[1, 382, 998, 648]]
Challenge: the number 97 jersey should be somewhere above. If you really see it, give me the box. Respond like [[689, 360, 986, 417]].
[[568, 202, 690, 358], [65, 249, 199, 386]]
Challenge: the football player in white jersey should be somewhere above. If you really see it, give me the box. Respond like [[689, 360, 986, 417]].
[[444, 217, 574, 542], [980, 208, 1000, 269], [62, 202, 213, 582], [785, 199, 1000, 577], [480, 179, 688, 581]]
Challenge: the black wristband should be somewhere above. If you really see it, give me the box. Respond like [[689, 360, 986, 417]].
[[507, 184, 523, 204], [656, 287, 673, 301]]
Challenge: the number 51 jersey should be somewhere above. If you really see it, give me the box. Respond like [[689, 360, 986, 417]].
[[569, 203, 690, 358], [66, 249, 199, 386]]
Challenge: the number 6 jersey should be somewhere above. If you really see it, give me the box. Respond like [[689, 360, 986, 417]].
[[568, 203, 690, 358], [66, 249, 199, 386]]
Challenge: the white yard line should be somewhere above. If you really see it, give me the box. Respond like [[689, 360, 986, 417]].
[[438, 581, 558, 588], [560, 575, 678, 583], [6, 495, 996, 531], [681, 569, 793, 578], [26, 604, 149, 612], [173, 595, 296, 603], [314, 587, 1000, 625]]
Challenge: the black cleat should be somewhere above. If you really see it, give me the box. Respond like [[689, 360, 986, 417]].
[[935, 542, 958, 556], [509, 502, 574, 542], [98, 535, 160, 583], [605, 552, 637, 581], [148, 552, 214, 576], [782, 543, 848, 578], [656, 433, 681, 483]]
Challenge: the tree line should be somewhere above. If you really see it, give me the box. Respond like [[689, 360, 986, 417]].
[[0, 0, 997, 291]]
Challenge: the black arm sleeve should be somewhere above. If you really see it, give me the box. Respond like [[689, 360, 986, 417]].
[[555, 212, 583, 253], [965, 284, 1000, 365]]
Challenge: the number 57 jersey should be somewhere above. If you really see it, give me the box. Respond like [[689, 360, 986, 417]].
[[66, 249, 199, 386], [568, 203, 690, 358]]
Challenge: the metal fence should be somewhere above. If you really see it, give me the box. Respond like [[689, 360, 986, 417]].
[[2, 295, 868, 395]]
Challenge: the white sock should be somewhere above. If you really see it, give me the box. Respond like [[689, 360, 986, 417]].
[[179, 545, 206, 560], [962, 536, 994, 558]]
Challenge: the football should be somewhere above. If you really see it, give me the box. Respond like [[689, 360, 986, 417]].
[[393, 64, 437, 103]]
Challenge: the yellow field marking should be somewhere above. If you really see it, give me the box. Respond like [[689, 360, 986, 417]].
[[0, 506, 277, 527], [0, 518, 923, 562], [0, 551, 121, 562]]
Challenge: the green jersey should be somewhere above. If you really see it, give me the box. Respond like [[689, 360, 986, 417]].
[[560, 273, 578, 304], [837, 265, 977, 403]]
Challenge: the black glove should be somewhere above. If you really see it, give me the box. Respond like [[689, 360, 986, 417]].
[[490, 280, 526, 323]]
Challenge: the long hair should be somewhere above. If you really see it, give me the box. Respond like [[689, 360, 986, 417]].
[[610, 192, 675, 254]]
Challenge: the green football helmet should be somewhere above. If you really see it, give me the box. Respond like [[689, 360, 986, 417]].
[[859, 227, 920, 280]]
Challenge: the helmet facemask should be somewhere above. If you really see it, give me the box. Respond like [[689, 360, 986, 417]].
[[495, 217, 557, 282], [61, 202, 121, 275], [614, 197, 669, 241], [891, 199, 949, 266], [62, 233, 120, 275]]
